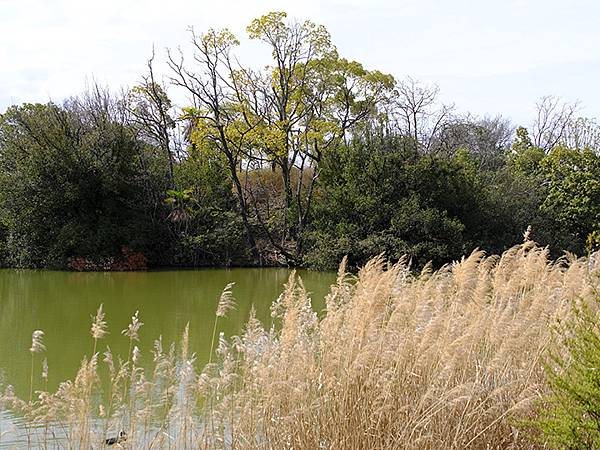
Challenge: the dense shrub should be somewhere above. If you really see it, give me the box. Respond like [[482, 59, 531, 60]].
[[166, 150, 252, 267], [305, 137, 494, 269], [0, 98, 172, 268], [530, 297, 600, 448]]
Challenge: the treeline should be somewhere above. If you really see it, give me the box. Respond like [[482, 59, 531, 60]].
[[1, 11, 599, 270]]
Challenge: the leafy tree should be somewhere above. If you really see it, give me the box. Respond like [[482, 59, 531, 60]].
[[539, 146, 600, 242], [169, 11, 394, 263], [505, 127, 600, 256], [0, 91, 170, 268], [509, 127, 545, 175]]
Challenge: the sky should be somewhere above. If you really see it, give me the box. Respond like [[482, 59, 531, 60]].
[[1, 0, 599, 126]]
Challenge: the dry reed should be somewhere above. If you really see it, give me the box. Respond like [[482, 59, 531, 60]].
[[1, 241, 599, 449]]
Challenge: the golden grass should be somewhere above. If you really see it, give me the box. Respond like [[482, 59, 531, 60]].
[[1, 241, 599, 449]]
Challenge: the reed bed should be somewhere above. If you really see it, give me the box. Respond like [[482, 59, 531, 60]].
[[1, 240, 599, 449]]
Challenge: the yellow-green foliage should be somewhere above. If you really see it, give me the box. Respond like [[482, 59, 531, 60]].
[[2, 242, 599, 448]]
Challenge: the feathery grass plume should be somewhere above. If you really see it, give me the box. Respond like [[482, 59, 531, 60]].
[[128, 343, 144, 442], [208, 244, 600, 449], [103, 346, 115, 376], [209, 284, 236, 367], [181, 322, 190, 362], [62, 354, 101, 448], [29, 330, 45, 405], [121, 310, 144, 405], [325, 255, 356, 312], [177, 323, 198, 449], [122, 310, 143, 341], [101, 345, 127, 437], [523, 224, 533, 242], [120, 311, 144, 437], [216, 282, 236, 317], [30, 330, 45, 354], [90, 304, 108, 341]]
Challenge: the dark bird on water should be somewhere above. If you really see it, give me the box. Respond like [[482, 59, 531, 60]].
[[105, 430, 127, 446]]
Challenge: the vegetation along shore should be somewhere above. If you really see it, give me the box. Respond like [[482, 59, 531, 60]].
[[1, 12, 599, 272]]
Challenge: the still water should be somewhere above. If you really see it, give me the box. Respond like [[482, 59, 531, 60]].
[[0, 268, 335, 401]]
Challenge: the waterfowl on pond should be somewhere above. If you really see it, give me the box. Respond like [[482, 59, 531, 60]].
[[105, 430, 127, 446]]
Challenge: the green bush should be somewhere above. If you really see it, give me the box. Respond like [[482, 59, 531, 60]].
[[0, 99, 173, 268], [531, 298, 600, 449], [304, 137, 480, 270]]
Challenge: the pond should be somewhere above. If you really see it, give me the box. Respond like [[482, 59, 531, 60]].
[[0, 268, 335, 401]]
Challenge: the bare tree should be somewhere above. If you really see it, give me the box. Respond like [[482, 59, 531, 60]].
[[563, 117, 600, 151], [532, 95, 579, 152], [166, 27, 262, 261], [126, 50, 177, 186], [394, 77, 454, 154], [433, 114, 513, 168]]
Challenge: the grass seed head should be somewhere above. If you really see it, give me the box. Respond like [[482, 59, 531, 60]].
[[30, 330, 45, 354], [217, 283, 236, 317], [122, 310, 143, 341], [91, 304, 108, 340]]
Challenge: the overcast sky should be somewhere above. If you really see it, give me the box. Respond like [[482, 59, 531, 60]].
[[1, 0, 599, 126]]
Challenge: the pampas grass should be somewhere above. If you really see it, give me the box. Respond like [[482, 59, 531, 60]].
[[1, 241, 599, 449]]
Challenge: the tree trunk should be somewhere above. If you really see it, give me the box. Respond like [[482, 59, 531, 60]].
[[228, 157, 260, 263]]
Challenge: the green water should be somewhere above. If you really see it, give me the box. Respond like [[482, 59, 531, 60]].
[[0, 268, 335, 399]]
